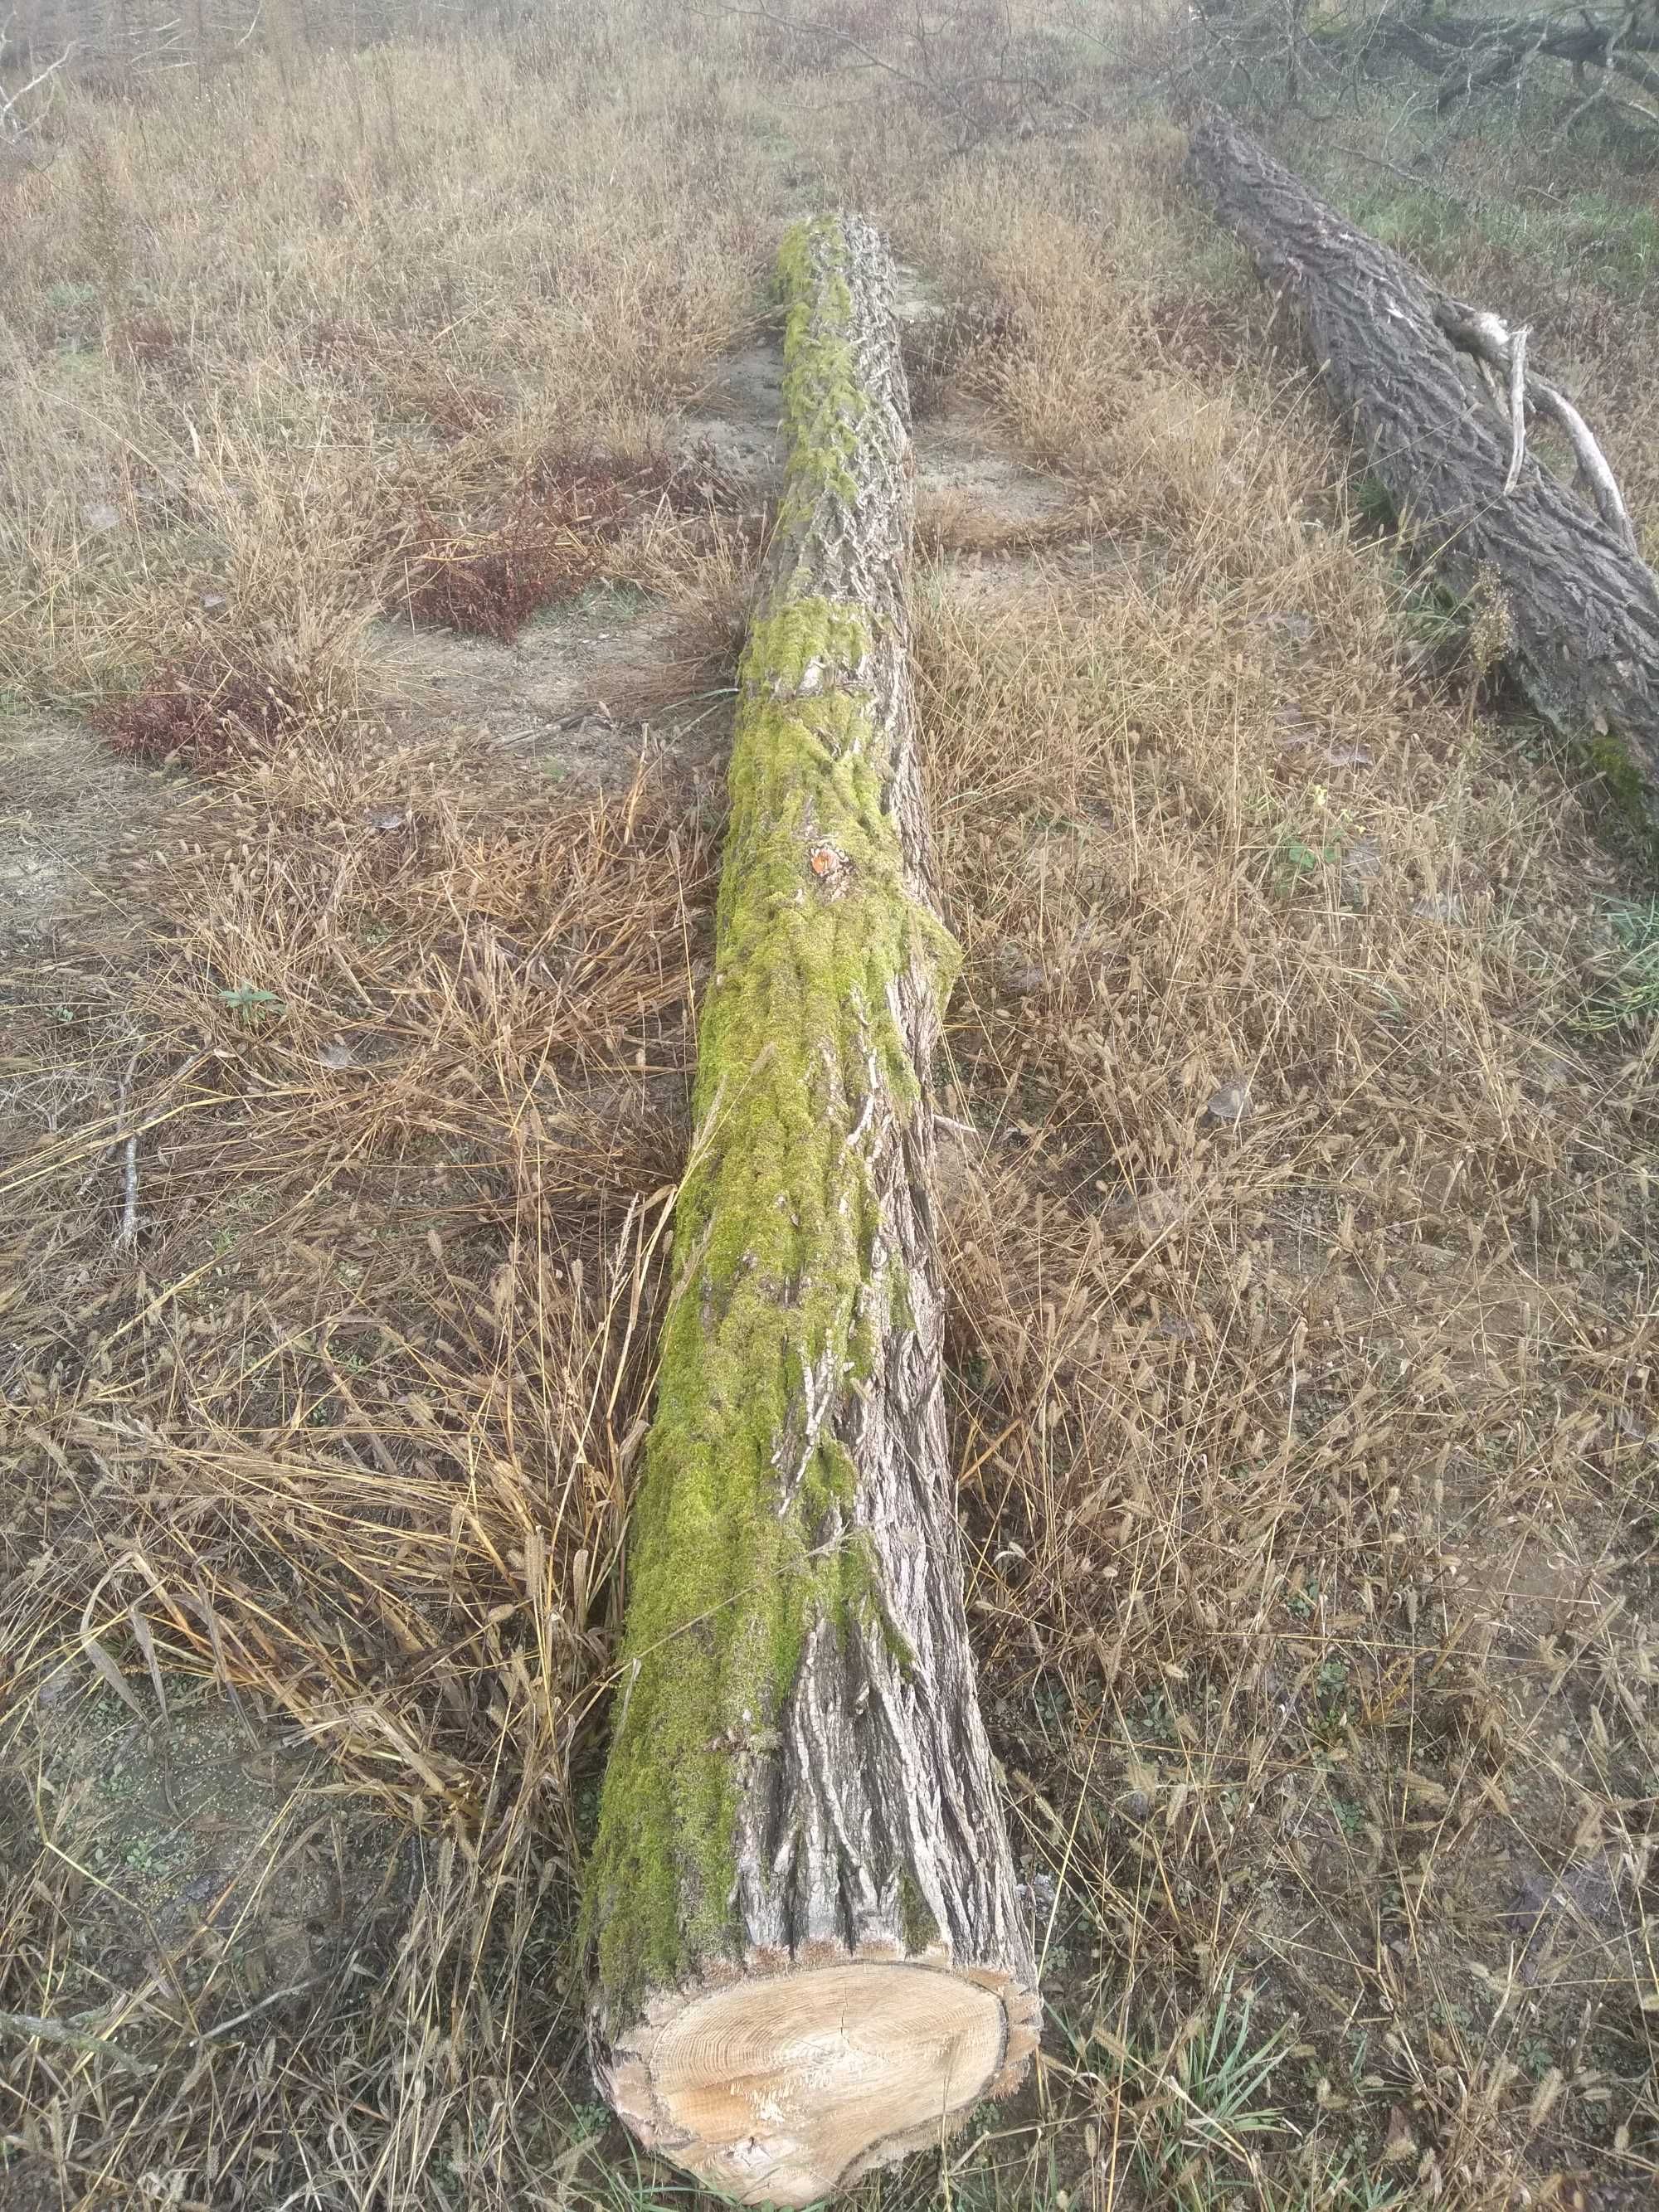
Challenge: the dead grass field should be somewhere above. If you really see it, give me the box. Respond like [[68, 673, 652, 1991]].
[[2, 4, 1657, 2208]]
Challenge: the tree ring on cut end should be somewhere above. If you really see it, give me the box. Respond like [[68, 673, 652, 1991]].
[[623, 1961, 1008, 2208]]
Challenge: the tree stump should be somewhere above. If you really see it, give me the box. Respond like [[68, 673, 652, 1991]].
[[1188, 109, 1659, 833], [583, 213, 1039, 2209]]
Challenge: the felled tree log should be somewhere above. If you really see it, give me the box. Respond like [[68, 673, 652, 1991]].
[[584, 213, 1039, 2210], [1187, 109, 1659, 829]]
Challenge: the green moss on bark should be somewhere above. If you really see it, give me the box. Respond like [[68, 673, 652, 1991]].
[[1584, 723, 1659, 850], [899, 1869, 941, 1956], [776, 219, 865, 520], [585, 217, 958, 2021]]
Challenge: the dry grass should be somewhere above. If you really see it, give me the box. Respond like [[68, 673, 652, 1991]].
[[3, 5, 1659, 2210], [2, 743, 709, 2202], [383, 446, 728, 645], [0, 18, 767, 707]]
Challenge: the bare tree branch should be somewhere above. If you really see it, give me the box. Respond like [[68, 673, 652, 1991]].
[[1433, 300, 1642, 556], [704, 0, 1087, 148], [1193, 0, 1659, 141], [0, 35, 76, 135]]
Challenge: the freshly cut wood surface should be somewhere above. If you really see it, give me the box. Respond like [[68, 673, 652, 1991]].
[[582, 210, 1038, 2207], [628, 1963, 1008, 2204]]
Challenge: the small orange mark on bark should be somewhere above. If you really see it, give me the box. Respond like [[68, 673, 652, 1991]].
[[808, 843, 848, 879]]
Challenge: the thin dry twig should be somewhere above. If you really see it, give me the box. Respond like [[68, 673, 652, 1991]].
[[0, 36, 77, 136], [0, 2007, 157, 2075], [1437, 302, 1642, 553], [114, 1048, 141, 1249], [1503, 321, 1530, 497], [1530, 374, 1644, 556]]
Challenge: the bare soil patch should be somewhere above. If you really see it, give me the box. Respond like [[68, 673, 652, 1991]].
[[0, 717, 168, 953], [6, 1678, 404, 2025]]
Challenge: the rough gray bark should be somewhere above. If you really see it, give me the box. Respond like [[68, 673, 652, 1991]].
[[1188, 109, 1659, 828], [584, 213, 1038, 2210]]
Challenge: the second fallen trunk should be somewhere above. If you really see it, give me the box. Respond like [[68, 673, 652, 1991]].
[[1188, 108, 1659, 830]]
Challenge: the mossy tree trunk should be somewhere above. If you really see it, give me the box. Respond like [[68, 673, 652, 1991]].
[[1188, 110, 1659, 833], [583, 214, 1039, 2209]]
